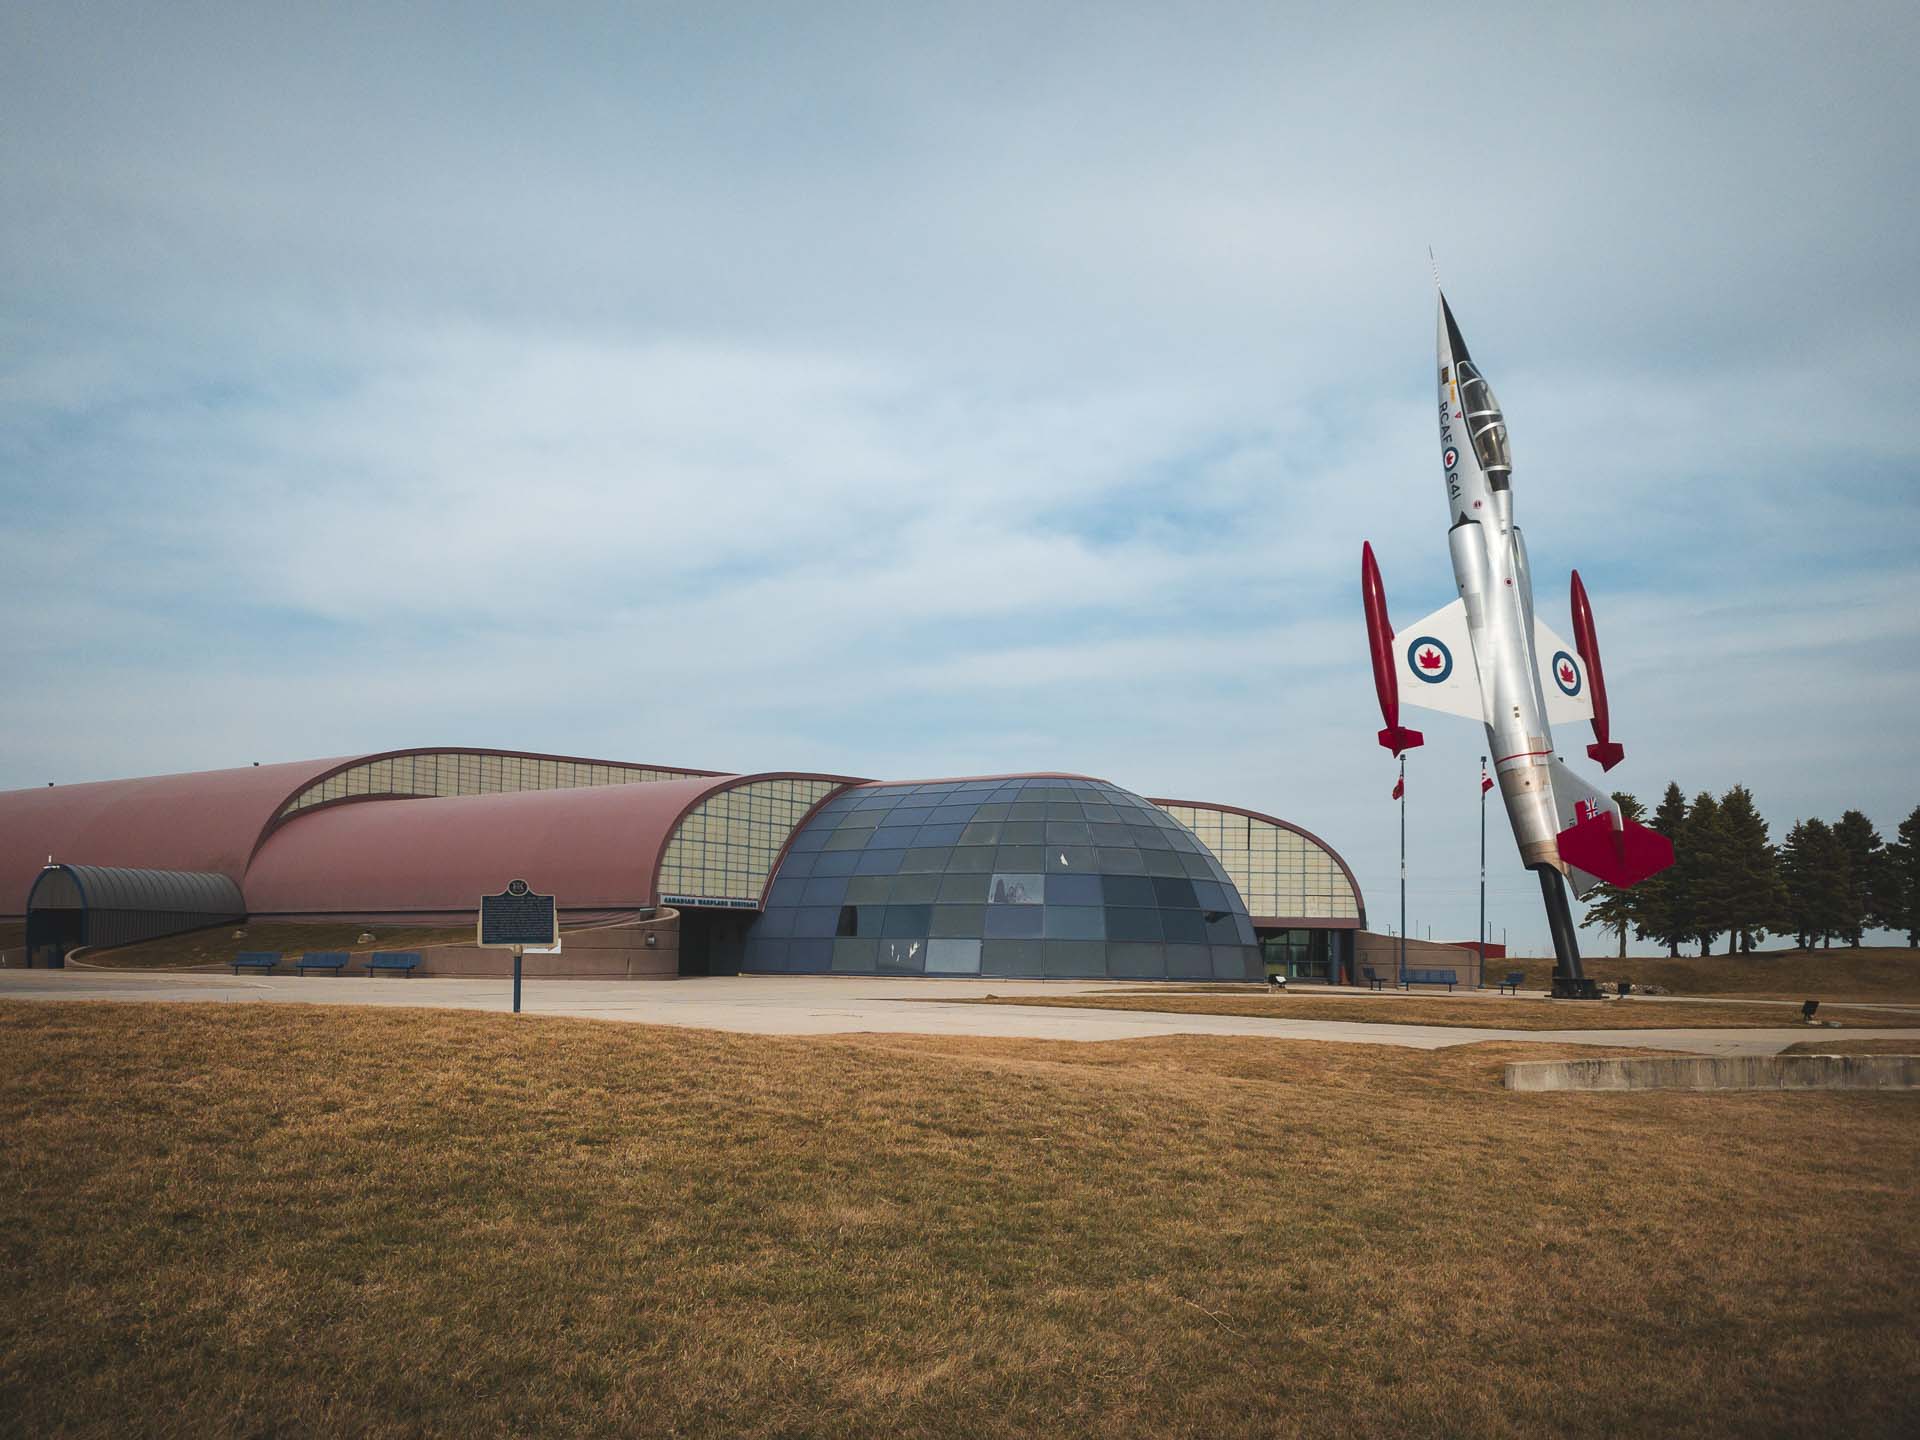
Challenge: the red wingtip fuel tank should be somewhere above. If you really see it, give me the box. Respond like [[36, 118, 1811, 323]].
[[1361, 542, 1424, 756], [1569, 570, 1625, 771]]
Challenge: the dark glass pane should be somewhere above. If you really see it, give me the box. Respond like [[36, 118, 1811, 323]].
[[888, 873, 941, 904], [1081, 805, 1120, 824], [982, 939, 1044, 976], [988, 873, 1044, 905], [832, 938, 878, 972], [1166, 945, 1212, 979], [802, 877, 848, 906], [1106, 907, 1164, 941], [1045, 872, 1102, 906], [999, 820, 1044, 844], [1043, 906, 1105, 940], [1008, 802, 1048, 819], [775, 850, 818, 879], [1044, 802, 1081, 820], [869, 825, 918, 849], [1167, 829, 1201, 853], [1096, 847, 1146, 874], [1235, 916, 1256, 945], [789, 938, 833, 972], [971, 802, 1012, 820], [937, 872, 990, 903], [793, 906, 840, 938], [993, 844, 1043, 871], [959, 821, 1003, 845], [754, 907, 796, 937], [767, 876, 806, 906], [844, 875, 891, 904], [1205, 912, 1244, 943], [1108, 942, 1166, 980], [1047, 845, 1094, 873], [881, 904, 932, 938], [813, 850, 859, 877], [1213, 945, 1256, 981], [945, 846, 997, 873], [877, 938, 926, 974], [1180, 852, 1218, 879], [1152, 876, 1198, 908], [926, 939, 982, 975], [891, 807, 936, 826], [1044, 820, 1092, 844], [929, 904, 986, 938], [985, 905, 1044, 938], [1193, 880, 1228, 911], [1101, 874, 1156, 906], [852, 848, 903, 876], [1043, 940, 1106, 978], [824, 828, 868, 851], [1088, 822, 1132, 846], [915, 823, 966, 846], [900, 848, 949, 873], [1161, 909, 1207, 943], [855, 793, 901, 810], [789, 828, 830, 853], [930, 805, 977, 824], [744, 938, 789, 972], [835, 811, 881, 831], [1143, 849, 1186, 878]]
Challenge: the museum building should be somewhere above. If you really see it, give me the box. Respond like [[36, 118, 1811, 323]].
[[0, 748, 1366, 983]]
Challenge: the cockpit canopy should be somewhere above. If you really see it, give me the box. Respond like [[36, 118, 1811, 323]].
[[1456, 361, 1512, 487]]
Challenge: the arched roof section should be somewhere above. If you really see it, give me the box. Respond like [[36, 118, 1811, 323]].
[[267, 747, 723, 832], [0, 758, 350, 915], [243, 774, 746, 917], [29, 864, 246, 917], [653, 774, 865, 908], [1149, 799, 1366, 928]]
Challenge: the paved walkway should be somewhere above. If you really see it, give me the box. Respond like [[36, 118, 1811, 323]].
[[3, 969, 1913, 1056]]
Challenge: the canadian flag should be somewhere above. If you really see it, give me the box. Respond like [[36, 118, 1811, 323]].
[[1482, 774, 1494, 794], [1391, 776, 1405, 800]]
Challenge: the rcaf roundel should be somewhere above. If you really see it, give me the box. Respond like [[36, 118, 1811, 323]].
[[1443, 447, 1458, 469], [1551, 649, 1582, 697], [1406, 635, 1452, 684]]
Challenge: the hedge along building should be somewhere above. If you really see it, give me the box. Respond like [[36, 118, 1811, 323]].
[[0, 748, 1366, 981]]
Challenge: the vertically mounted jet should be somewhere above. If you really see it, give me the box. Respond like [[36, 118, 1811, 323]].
[[1362, 293, 1673, 998]]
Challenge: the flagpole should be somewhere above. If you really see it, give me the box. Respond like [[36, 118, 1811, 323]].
[[1479, 755, 1488, 987], [1398, 752, 1407, 989]]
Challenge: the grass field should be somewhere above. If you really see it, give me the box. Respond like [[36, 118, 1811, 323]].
[[955, 993, 1920, 1030], [1497, 946, 1920, 1001], [2, 1002, 1916, 1438]]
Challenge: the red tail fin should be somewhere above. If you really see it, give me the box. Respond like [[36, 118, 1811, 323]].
[[1557, 811, 1674, 888]]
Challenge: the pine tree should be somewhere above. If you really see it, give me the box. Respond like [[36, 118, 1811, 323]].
[[1779, 821, 1819, 948], [1679, 791, 1727, 956], [1717, 785, 1785, 954], [1636, 782, 1690, 958], [1579, 792, 1644, 957], [1782, 818, 1853, 948], [1831, 810, 1881, 947], [1888, 806, 1920, 948]]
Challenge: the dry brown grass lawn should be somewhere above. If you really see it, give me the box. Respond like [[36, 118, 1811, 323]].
[[953, 993, 1920, 1030], [2, 1002, 1916, 1439], [1499, 946, 1920, 1001]]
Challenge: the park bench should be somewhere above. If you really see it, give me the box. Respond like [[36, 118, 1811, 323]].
[[296, 951, 350, 975], [1498, 970, 1525, 995], [1360, 965, 1402, 991], [1406, 968, 1459, 991], [230, 952, 281, 975], [366, 951, 423, 977]]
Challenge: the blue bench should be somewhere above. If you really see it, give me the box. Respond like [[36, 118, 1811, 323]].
[[366, 951, 423, 977], [297, 951, 350, 975], [1407, 968, 1459, 991], [231, 952, 281, 975], [1497, 970, 1525, 995], [1360, 965, 1403, 991]]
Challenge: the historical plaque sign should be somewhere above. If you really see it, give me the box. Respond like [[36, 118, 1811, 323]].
[[478, 879, 558, 1014]]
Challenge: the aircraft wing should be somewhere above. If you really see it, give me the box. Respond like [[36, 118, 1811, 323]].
[[1535, 617, 1595, 728], [1392, 598, 1484, 721]]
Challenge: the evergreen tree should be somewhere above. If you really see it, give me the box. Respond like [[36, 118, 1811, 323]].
[[1888, 806, 1920, 948], [1717, 785, 1785, 954], [1831, 810, 1882, 947], [1579, 792, 1644, 957], [1781, 818, 1852, 948], [1779, 821, 1818, 948], [1679, 791, 1728, 956], [1635, 782, 1691, 958]]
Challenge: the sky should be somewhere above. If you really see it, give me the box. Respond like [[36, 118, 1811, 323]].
[[4, 1, 1917, 952]]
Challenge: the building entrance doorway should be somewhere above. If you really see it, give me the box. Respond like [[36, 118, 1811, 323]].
[[677, 909, 755, 976]]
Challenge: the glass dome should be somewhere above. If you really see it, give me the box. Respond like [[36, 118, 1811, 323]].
[[743, 776, 1261, 981]]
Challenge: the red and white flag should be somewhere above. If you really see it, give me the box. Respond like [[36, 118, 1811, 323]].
[[1481, 774, 1494, 794], [1391, 776, 1404, 800]]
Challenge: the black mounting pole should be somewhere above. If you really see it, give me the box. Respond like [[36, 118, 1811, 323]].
[[513, 947, 523, 1014], [1534, 865, 1601, 999]]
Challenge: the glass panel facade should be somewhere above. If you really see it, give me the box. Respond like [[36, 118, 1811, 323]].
[[277, 750, 709, 820], [747, 778, 1260, 981], [656, 776, 844, 906], [1153, 802, 1361, 922]]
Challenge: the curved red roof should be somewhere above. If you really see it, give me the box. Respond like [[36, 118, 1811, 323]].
[[243, 774, 742, 916], [0, 758, 351, 914]]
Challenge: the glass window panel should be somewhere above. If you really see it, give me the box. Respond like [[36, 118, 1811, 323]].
[[1152, 876, 1199, 909], [1043, 906, 1105, 940], [937, 872, 990, 903], [971, 803, 1012, 820], [1046, 845, 1094, 872], [1166, 945, 1213, 980], [944, 846, 997, 873], [1045, 873, 1102, 906], [1088, 822, 1132, 846], [868, 826, 918, 849], [999, 821, 1044, 845], [929, 904, 986, 938], [801, 877, 848, 906], [1143, 849, 1186, 878], [792, 907, 840, 938], [930, 805, 977, 824], [877, 938, 926, 974], [1130, 825, 1172, 849], [981, 939, 1044, 976], [1180, 852, 1218, 880], [993, 844, 1043, 871], [890, 807, 936, 826], [856, 793, 901, 809], [1214, 946, 1255, 981], [1106, 942, 1166, 980], [1044, 820, 1092, 844], [888, 873, 942, 904], [775, 850, 818, 879], [926, 939, 982, 975], [844, 875, 891, 905], [915, 823, 966, 846], [959, 821, 1003, 845], [882, 904, 932, 938], [988, 873, 1044, 905], [824, 827, 868, 851], [835, 811, 882, 831], [832, 938, 877, 972], [1007, 802, 1048, 819], [1043, 940, 1107, 978], [789, 938, 833, 973], [1096, 847, 1146, 874], [754, 908, 795, 938], [1161, 909, 1207, 943], [985, 905, 1044, 938], [853, 849, 904, 877], [1100, 874, 1155, 906], [1106, 907, 1163, 942], [767, 877, 806, 906], [900, 848, 949, 873], [812, 851, 859, 877], [1044, 802, 1081, 820]]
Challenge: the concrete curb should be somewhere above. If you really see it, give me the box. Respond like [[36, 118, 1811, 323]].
[[1505, 1054, 1920, 1092]]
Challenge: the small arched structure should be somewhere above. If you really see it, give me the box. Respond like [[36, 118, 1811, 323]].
[[24, 864, 246, 966]]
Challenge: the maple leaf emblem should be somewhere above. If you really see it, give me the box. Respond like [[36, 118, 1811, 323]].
[[1559, 663, 1576, 684], [1418, 648, 1444, 671]]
